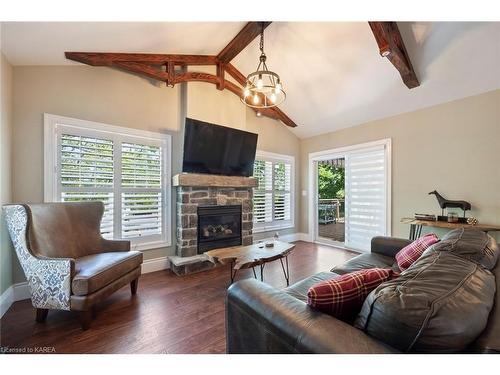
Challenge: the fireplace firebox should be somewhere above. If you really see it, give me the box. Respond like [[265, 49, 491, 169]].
[[197, 205, 242, 253]]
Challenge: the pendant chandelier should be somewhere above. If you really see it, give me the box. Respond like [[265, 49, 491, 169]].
[[242, 23, 286, 110]]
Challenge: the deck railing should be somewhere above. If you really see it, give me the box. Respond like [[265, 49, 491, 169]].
[[318, 198, 345, 224]]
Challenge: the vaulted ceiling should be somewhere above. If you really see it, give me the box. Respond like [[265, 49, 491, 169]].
[[2, 22, 499, 138]]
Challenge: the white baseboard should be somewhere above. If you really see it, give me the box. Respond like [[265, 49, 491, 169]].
[[141, 256, 170, 274], [295, 232, 312, 242], [262, 232, 311, 243], [0, 234, 313, 317], [0, 281, 30, 318], [0, 258, 170, 318], [13, 281, 30, 301], [139, 233, 312, 274], [0, 285, 14, 318]]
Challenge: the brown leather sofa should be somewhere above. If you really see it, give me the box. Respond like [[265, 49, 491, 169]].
[[3, 202, 143, 330], [226, 230, 500, 353]]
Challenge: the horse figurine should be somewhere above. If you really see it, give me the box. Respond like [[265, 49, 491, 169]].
[[428, 190, 471, 217]]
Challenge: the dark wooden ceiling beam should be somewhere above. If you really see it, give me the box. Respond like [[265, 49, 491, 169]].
[[65, 52, 217, 66], [368, 22, 419, 89], [216, 62, 225, 90], [216, 22, 272, 64], [64, 21, 298, 128], [224, 63, 247, 86], [225, 63, 297, 128]]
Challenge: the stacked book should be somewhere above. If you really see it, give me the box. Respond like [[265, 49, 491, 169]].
[[414, 213, 437, 221]]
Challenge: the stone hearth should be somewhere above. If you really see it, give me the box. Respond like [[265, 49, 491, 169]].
[[169, 173, 257, 275]]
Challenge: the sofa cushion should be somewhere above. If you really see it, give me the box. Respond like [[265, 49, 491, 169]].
[[355, 229, 498, 353], [72, 251, 143, 296], [284, 272, 339, 303], [307, 268, 398, 321], [395, 233, 439, 271], [331, 253, 399, 275]]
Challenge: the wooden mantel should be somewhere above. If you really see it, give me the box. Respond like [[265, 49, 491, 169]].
[[172, 173, 258, 188]]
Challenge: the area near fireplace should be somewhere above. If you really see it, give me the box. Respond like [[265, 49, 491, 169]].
[[197, 205, 242, 253], [169, 173, 257, 275]]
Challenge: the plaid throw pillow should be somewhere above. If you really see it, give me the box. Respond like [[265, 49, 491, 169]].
[[395, 233, 439, 271], [307, 268, 398, 320]]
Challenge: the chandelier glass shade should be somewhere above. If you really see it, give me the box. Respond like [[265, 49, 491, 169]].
[[241, 24, 286, 109]]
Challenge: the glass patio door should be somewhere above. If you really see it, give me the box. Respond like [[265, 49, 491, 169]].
[[316, 158, 346, 245], [312, 140, 391, 252]]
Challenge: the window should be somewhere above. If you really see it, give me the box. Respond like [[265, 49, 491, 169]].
[[253, 151, 294, 232], [44, 114, 171, 250]]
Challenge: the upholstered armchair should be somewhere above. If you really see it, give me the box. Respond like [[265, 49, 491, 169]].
[[3, 202, 143, 330]]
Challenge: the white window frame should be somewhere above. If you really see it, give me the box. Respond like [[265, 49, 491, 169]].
[[253, 150, 295, 233], [44, 113, 172, 251], [308, 138, 392, 252]]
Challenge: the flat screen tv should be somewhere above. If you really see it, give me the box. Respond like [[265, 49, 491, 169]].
[[182, 118, 258, 177]]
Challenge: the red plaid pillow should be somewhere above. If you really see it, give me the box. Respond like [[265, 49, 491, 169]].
[[395, 233, 439, 271], [307, 268, 398, 320]]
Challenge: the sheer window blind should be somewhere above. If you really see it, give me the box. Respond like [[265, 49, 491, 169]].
[[345, 145, 388, 252]]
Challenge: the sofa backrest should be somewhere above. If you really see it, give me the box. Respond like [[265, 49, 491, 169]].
[[355, 229, 498, 353], [469, 245, 500, 353], [25, 202, 106, 259]]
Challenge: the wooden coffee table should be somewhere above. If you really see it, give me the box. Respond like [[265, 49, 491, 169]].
[[205, 241, 295, 285]]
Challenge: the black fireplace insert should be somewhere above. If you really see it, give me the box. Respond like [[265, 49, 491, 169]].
[[197, 205, 242, 253]]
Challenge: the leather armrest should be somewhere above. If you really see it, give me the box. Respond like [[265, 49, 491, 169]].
[[99, 239, 131, 252], [226, 279, 396, 354], [371, 236, 411, 258]]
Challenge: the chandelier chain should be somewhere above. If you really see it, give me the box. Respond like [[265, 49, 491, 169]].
[[259, 23, 264, 54], [241, 22, 286, 109]]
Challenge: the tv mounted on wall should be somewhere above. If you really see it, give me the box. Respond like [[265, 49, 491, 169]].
[[182, 118, 258, 177]]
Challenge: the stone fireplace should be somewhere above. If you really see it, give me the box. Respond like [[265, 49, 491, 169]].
[[169, 173, 257, 275]]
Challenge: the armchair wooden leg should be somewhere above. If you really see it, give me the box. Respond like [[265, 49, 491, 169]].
[[35, 308, 49, 323], [130, 278, 138, 295], [79, 310, 93, 330]]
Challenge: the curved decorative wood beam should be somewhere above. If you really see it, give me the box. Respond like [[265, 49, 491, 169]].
[[64, 21, 298, 128]]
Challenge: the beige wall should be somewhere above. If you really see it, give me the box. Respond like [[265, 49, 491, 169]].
[[246, 111, 301, 240], [300, 89, 500, 241], [185, 66, 301, 240], [11, 65, 300, 283], [9, 64, 497, 287], [0, 52, 14, 294]]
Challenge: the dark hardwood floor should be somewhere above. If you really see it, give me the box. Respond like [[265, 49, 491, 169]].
[[0, 241, 357, 354]]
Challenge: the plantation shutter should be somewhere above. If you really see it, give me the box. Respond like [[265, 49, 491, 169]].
[[50, 115, 170, 249], [253, 153, 294, 231], [121, 142, 163, 239], [253, 160, 273, 223], [273, 162, 291, 221], [59, 134, 114, 238], [345, 145, 388, 252]]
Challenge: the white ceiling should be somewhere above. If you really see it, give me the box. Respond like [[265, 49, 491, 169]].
[[1, 22, 246, 64], [2, 22, 499, 138]]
